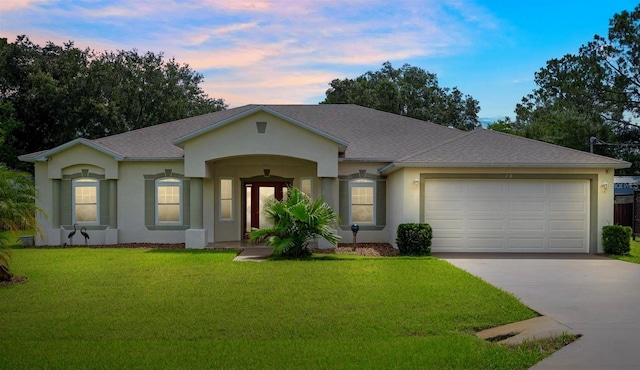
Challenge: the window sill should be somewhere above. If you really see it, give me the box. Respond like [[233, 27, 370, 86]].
[[146, 225, 190, 231]]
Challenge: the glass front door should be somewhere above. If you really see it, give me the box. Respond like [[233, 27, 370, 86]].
[[245, 182, 290, 235]]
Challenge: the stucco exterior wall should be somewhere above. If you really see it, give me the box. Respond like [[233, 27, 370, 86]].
[[47, 144, 118, 179], [183, 112, 340, 178], [117, 161, 186, 244], [34, 162, 52, 245]]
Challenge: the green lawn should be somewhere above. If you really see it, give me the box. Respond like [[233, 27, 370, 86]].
[[1, 248, 560, 369], [607, 238, 640, 264]]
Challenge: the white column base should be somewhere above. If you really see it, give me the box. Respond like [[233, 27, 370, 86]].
[[318, 237, 337, 249], [105, 229, 119, 245], [186, 229, 207, 249]]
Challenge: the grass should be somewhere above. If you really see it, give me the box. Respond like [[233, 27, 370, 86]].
[[0, 248, 567, 369], [606, 238, 640, 264]]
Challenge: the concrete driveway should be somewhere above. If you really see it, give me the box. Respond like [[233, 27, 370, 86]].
[[437, 253, 640, 369]]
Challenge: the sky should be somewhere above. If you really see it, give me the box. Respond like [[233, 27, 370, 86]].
[[1, 0, 638, 121]]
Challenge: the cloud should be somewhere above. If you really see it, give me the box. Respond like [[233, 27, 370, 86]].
[[0, 0, 48, 12], [0, 0, 501, 109]]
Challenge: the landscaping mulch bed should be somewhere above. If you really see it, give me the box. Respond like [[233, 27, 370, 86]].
[[313, 243, 399, 257]]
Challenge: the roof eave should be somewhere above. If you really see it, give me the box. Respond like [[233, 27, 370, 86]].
[[380, 161, 631, 175], [25, 138, 125, 162]]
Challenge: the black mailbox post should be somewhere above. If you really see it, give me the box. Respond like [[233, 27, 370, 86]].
[[351, 223, 359, 250]]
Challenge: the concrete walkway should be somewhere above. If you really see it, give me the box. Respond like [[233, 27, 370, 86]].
[[232, 247, 273, 262], [437, 253, 640, 369]]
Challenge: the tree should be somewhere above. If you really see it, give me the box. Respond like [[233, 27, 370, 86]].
[[321, 62, 481, 130], [249, 187, 340, 258], [0, 36, 227, 171], [509, 5, 640, 171], [0, 165, 43, 281]]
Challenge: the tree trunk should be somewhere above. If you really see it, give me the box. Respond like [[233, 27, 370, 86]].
[[0, 265, 12, 282]]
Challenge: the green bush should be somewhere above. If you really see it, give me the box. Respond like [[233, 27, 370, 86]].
[[602, 225, 632, 255], [397, 223, 432, 256]]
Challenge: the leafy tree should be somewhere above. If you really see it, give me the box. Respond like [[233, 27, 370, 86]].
[[0, 165, 43, 280], [0, 36, 227, 171], [249, 187, 340, 258], [509, 5, 640, 171], [321, 62, 481, 130]]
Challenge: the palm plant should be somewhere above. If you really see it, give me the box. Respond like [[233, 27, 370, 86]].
[[249, 187, 340, 258], [0, 165, 43, 280]]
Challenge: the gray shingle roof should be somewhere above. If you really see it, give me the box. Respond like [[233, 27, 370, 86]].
[[394, 128, 627, 167], [19, 104, 630, 170]]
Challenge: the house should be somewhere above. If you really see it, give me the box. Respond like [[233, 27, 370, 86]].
[[19, 104, 630, 253]]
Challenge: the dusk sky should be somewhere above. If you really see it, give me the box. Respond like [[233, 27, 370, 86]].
[[1, 0, 637, 120]]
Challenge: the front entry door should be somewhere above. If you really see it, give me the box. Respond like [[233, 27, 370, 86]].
[[245, 182, 290, 235]]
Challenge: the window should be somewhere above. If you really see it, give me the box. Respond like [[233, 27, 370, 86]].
[[300, 178, 312, 196], [73, 178, 99, 224], [156, 178, 181, 224], [338, 173, 386, 230], [350, 179, 374, 224], [220, 178, 233, 220]]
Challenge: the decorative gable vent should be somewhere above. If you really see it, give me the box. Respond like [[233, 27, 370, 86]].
[[256, 121, 267, 133]]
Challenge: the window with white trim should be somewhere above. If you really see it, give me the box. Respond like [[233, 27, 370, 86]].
[[350, 179, 375, 224], [73, 178, 99, 224], [220, 178, 233, 221], [156, 178, 181, 224]]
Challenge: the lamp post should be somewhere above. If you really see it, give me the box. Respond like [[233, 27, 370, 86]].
[[351, 223, 359, 251]]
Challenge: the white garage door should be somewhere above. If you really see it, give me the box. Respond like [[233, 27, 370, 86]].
[[424, 179, 589, 253]]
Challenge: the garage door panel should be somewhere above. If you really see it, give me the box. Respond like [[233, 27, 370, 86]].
[[551, 182, 586, 194], [468, 200, 504, 211], [509, 182, 545, 194], [550, 201, 586, 212], [509, 201, 545, 212], [468, 219, 504, 230], [426, 200, 464, 211], [549, 220, 587, 231], [508, 238, 545, 249], [509, 219, 545, 231], [467, 237, 506, 248], [548, 238, 586, 249], [425, 179, 589, 253], [429, 219, 464, 230], [472, 181, 505, 194]]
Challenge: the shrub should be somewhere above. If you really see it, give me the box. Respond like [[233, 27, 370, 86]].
[[249, 187, 340, 258], [602, 225, 632, 255], [397, 223, 432, 256]]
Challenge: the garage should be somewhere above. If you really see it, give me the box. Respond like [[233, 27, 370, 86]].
[[424, 179, 590, 253]]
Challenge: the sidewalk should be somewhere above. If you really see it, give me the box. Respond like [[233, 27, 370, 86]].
[[232, 247, 273, 262]]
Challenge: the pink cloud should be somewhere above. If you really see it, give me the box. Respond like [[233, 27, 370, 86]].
[[0, 0, 48, 12]]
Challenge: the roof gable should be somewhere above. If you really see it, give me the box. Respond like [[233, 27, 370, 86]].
[[20, 138, 124, 162], [172, 105, 349, 149]]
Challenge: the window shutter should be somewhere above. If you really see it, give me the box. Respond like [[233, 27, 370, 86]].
[[182, 179, 190, 226], [144, 178, 155, 226], [61, 180, 72, 225], [338, 179, 349, 227], [376, 179, 386, 226], [100, 180, 109, 226]]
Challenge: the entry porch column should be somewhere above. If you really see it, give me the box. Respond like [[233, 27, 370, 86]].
[[186, 177, 207, 249]]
